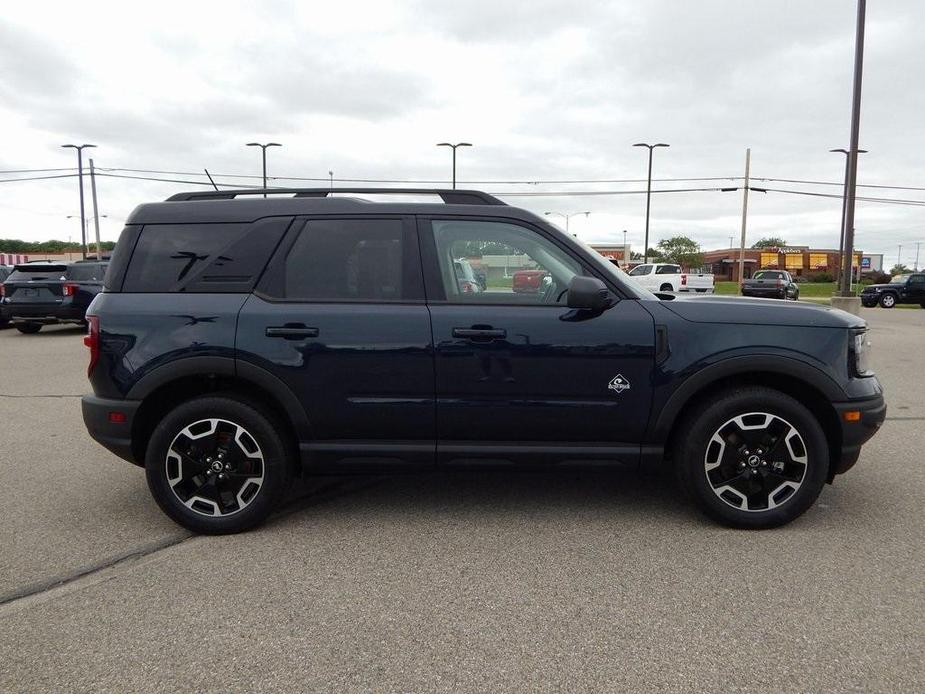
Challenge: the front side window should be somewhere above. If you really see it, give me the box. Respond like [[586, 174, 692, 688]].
[[628, 264, 651, 276], [283, 219, 406, 301], [430, 220, 580, 304], [909, 274, 925, 286]]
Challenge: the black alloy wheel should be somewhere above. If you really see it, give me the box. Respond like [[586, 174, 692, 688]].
[[15, 323, 42, 334], [146, 396, 291, 534], [675, 387, 828, 528]]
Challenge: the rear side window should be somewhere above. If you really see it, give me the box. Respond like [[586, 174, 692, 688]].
[[122, 220, 289, 293], [272, 219, 418, 301], [68, 264, 104, 282]]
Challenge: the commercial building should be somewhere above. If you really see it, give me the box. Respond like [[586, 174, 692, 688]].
[[588, 243, 631, 266], [702, 246, 865, 282]]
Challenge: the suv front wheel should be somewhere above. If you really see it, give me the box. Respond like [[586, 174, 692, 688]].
[[675, 387, 828, 528], [145, 395, 291, 534]]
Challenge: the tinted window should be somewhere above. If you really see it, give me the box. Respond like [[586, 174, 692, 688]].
[[124, 224, 248, 292], [8, 265, 68, 282], [282, 219, 407, 301], [628, 264, 651, 276], [430, 220, 580, 304], [909, 274, 925, 286], [655, 265, 681, 274], [754, 271, 784, 280], [68, 264, 104, 282]]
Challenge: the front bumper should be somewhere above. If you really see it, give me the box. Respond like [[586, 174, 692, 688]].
[[81, 394, 142, 466], [860, 295, 878, 307], [830, 394, 887, 476]]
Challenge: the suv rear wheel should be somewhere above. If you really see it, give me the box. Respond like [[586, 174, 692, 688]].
[[674, 387, 828, 528], [145, 395, 291, 534], [15, 322, 42, 334]]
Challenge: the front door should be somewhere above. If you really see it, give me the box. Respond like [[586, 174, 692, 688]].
[[905, 273, 925, 303], [420, 218, 655, 466], [237, 216, 435, 467]]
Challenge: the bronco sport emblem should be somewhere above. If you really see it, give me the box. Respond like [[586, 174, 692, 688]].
[[608, 374, 631, 393]]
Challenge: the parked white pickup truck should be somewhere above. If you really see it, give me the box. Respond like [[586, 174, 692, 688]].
[[626, 263, 715, 293]]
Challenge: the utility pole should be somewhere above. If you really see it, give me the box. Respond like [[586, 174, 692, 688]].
[[839, 0, 867, 297], [61, 143, 96, 259], [738, 148, 751, 287], [898, 244, 902, 268], [89, 159, 102, 260], [915, 242, 921, 270]]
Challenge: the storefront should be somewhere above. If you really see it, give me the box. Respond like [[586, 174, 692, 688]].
[[702, 247, 863, 282]]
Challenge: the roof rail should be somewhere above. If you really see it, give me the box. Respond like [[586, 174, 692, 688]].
[[165, 188, 507, 206]]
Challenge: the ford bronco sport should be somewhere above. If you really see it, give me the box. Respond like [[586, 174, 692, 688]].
[[81, 188, 886, 533]]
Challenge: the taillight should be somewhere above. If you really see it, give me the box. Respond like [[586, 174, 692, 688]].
[[681, 274, 687, 286], [63, 283, 78, 297], [84, 315, 100, 377]]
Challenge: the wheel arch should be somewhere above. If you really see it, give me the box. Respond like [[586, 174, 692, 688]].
[[654, 357, 844, 478], [128, 357, 309, 474]]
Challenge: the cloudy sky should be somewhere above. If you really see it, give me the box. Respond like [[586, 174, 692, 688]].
[[1, 0, 923, 265]]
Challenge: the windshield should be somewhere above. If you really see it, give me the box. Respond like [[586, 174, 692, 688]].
[[570, 237, 659, 300], [891, 274, 910, 284]]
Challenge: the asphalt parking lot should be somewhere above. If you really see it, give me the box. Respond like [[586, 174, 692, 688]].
[[1, 307, 923, 692]]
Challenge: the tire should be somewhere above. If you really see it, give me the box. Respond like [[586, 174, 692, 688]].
[[15, 323, 42, 334], [660, 283, 673, 292], [879, 293, 897, 308], [145, 395, 292, 534], [674, 387, 828, 529]]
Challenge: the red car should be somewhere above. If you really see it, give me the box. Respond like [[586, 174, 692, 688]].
[[512, 269, 549, 293]]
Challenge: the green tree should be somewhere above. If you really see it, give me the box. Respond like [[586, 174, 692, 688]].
[[631, 248, 663, 261], [656, 236, 703, 268], [890, 264, 912, 276], [752, 237, 787, 249]]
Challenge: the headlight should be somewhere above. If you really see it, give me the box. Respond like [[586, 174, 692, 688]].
[[851, 331, 874, 377]]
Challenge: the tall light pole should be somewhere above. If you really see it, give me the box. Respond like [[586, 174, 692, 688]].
[[633, 142, 669, 263], [838, 0, 867, 297], [246, 142, 281, 197], [61, 143, 96, 259], [623, 229, 629, 265], [436, 142, 472, 189], [544, 211, 590, 236], [328, 170, 334, 191], [830, 147, 867, 278]]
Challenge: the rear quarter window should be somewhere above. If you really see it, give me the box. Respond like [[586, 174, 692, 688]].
[[122, 219, 290, 293]]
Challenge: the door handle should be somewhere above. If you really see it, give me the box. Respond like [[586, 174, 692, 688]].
[[452, 327, 506, 341], [266, 325, 320, 339]]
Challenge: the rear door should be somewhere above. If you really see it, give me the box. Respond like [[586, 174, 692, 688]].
[[420, 217, 655, 466], [236, 216, 435, 467]]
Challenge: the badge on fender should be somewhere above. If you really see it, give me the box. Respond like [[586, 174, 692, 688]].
[[608, 374, 630, 393]]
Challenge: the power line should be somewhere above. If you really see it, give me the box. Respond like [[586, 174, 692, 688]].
[[0, 173, 79, 183], [0, 167, 76, 174]]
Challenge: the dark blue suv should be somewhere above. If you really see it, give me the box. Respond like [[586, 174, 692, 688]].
[[81, 189, 886, 533]]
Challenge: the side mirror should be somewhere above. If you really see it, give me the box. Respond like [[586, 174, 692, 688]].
[[567, 276, 613, 312]]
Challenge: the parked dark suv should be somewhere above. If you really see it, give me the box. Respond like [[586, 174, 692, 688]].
[[81, 189, 886, 534], [1, 260, 107, 333]]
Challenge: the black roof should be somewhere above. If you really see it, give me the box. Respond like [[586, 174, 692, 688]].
[[125, 188, 544, 225]]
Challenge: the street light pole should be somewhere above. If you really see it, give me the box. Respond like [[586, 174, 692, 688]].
[[246, 142, 281, 197], [839, 0, 867, 297], [623, 229, 628, 265], [61, 143, 96, 260], [436, 142, 472, 189], [328, 170, 334, 191], [830, 148, 867, 278], [544, 211, 590, 237], [633, 142, 669, 263]]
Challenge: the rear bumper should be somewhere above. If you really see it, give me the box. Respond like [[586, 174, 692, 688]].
[[831, 394, 887, 476], [2, 304, 86, 323], [81, 394, 142, 466], [741, 288, 785, 298]]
